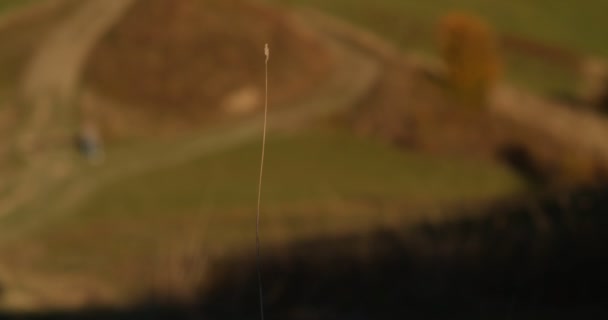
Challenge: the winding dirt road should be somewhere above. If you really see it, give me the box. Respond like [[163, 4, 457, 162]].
[[1, 0, 136, 310], [0, 0, 136, 218]]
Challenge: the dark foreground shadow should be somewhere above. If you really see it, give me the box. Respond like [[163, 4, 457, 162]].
[[2, 186, 608, 319]]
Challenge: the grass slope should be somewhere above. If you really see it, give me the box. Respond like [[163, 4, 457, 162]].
[[3, 130, 525, 294], [75, 131, 524, 215], [272, 0, 604, 96], [0, 0, 36, 15], [272, 0, 608, 56]]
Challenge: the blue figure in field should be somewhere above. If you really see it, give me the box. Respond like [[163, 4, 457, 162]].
[[76, 123, 104, 164]]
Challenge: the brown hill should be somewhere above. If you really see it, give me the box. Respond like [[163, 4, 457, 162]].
[[84, 0, 333, 127]]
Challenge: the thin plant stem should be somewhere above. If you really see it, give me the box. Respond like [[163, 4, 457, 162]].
[[256, 43, 270, 320]]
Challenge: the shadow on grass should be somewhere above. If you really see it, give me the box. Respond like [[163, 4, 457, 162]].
[[2, 186, 608, 319]]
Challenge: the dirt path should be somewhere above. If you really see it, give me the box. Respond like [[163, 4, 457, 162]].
[[0, 0, 67, 36], [20, 0, 135, 104], [0, 0, 136, 218], [0, 0, 136, 310], [18, 0, 135, 154]]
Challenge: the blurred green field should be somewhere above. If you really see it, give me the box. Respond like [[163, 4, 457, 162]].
[[272, 0, 606, 96], [77, 131, 524, 214], [272, 0, 608, 56], [2, 129, 525, 291], [0, 0, 35, 15], [0, 0, 564, 306]]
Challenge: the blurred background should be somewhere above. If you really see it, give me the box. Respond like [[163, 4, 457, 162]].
[[1, 0, 607, 318]]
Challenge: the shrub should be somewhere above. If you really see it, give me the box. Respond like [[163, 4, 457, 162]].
[[437, 12, 502, 109]]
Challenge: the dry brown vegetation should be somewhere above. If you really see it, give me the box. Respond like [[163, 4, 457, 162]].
[[84, 0, 333, 134]]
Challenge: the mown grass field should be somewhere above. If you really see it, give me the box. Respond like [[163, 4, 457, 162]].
[[271, 0, 606, 96]]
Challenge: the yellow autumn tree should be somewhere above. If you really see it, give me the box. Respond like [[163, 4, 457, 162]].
[[438, 12, 502, 109]]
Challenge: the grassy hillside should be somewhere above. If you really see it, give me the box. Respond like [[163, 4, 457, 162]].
[[0, 0, 36, 15], [272, 0, 608, 56], [0, 0, 550, 307], [271, 0, 605, 96], [1, 130, 525, 295], [77, 131, 524, 213]]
